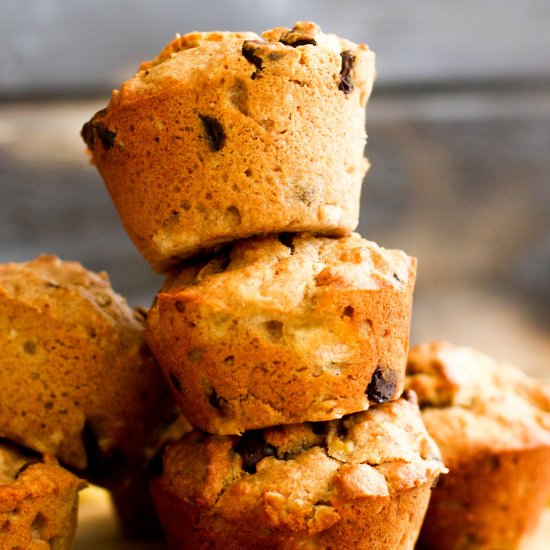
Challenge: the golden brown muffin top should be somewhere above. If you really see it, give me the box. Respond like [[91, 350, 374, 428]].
[[406, 341, 550, 462], [159, 233, 415, 315], [160, 398, 445, 534], [105, 21, 373, 110], [0, 254, 144, 338]]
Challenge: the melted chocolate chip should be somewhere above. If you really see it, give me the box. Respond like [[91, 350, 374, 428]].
[[280, 36, 317, 47], [366, 366, 397, 403], [199, 115, 226, 151], [235, 431, 276, 473], [81, 107, 109, 149], [95, 124, 117, 150], [393, 273, 402, 282], [169, 371, 183, 393], [242, 40, 266, 70], [81, 120, 95, 149], [175, 300, 185, 313], [339, 50, 356, 94], [277, 233, 295, 253]]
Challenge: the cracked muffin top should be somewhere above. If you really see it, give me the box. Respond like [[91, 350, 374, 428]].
[[406, 341, 550, 464], [110, 21, 373, 109], [0, 255, 177, 483], [160, 232, 414, 312], [157, 397, 445, 531]]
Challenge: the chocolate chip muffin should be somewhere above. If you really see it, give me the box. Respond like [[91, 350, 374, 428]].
[[151, 397, 445, 550], [406, 341, 550, 550], [0, 439, 85, 549], [0, 255, 178, 487], [82, 21, 376, 271], [145, 233, 416, 434]]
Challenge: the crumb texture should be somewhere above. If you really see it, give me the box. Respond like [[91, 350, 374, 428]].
[[0, 255, 178, 485], [146, 234, 416, 434]]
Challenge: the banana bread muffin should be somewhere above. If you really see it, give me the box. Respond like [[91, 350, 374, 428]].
[[0, 255, 179, 486], [146, 233, 416, 434], [151, 396, 445, 549], [0, 439, 85, 549], [406, 341, 550, 550], [81, 21, 376, 271]]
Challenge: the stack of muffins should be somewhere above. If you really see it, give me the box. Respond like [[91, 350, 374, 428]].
[[81, 21, 445, 548]]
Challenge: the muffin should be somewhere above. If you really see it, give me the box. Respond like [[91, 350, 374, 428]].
[[151, 396, 445, 549], [145, 233, 416, 434], [406, 341, 550, 550], [0, 255, 179, 486], [0, 439, 85, 549], [81, 21, 376, 271]]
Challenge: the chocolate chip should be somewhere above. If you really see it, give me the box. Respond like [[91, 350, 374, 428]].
[[393, 273, 402, 282], [199, 115, 226, 151], [169, 371, 183, 393], [175, 300, 185, 313], [280, 36, 317, 47], [235, 431, 276, 473], [95, 124, 117, 150], [81, 108, 109, 149], [208, 389, 223, 409], [242, 40, 266, 70], [339, 50, 356, 94], [277, 233, 295, 253], [366, 366, 397, 403], [310, 421, 327, 435], [81, 121, 95, 148], [342, 305, 355, 318]]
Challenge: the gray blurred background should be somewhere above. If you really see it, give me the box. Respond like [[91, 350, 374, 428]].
[[1, 0, 550, 379]]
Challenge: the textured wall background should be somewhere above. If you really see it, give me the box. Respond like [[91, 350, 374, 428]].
[[2, 0, 550, 97]]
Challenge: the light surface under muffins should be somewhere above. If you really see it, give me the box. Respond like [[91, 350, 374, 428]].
[[406, 341, 550, 550], [0, 255, 178, 486], [0, 440, 85, 549], [145, 233, 416, 434], [151, 397, 445, 550], [82, 21, 375, 271]]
